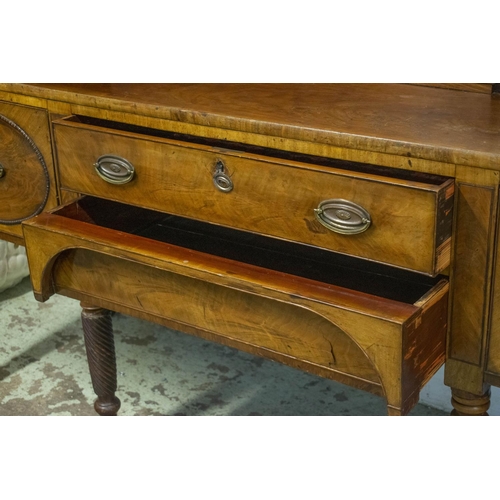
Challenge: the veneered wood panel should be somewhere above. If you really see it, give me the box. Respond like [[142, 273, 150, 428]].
[[487, 202, 500, 376], [53, 119, 452, 275], [3, 83, 499, 169], [22, 197, 449, 414], [449, 183, 496, 365], [53, 248, 382, 386], [22, 207, 418, 323], [0, 101, 58, 241], [403, 283, 448, 401], [410, 84, 494, 94]]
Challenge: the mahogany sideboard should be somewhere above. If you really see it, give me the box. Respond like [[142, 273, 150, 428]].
[[1, 83, 499, 416]]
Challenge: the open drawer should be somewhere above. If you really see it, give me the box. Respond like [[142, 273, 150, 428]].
[[22, 196, 449, 415], [52, 115, 454, 276]]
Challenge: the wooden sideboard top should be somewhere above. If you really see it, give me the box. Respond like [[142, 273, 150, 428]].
[[1, 83, 499, 169]]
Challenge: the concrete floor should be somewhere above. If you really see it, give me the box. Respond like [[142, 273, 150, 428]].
[[0, 277, 448, 416]]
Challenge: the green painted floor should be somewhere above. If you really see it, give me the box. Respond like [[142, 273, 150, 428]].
[[0, 278, 447, 416]]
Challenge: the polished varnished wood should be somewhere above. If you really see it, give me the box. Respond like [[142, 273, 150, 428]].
[[1, 83, 499, 415], [451, 387, 491, 416], [81, 304, 120, 416], [52, 115, 454, 275], [449, 184, 495, 364], [410, 83, 495, 94], [22, 196, 449, 415], [0, 101, 58, 243], [1, 83, 499, 169], [485, 184, 500, 386], [444, 167, 499, 397]]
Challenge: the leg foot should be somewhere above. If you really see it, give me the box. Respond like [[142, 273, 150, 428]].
[[81, 303, 121, 416], [451, 387, 490, 416], [387, 406, 403, 416]]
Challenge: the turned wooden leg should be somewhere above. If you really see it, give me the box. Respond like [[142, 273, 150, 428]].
[[81, 303, 121, 416], [451, 386, 491, 416]]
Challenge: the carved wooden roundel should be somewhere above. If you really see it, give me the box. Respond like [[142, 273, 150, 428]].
[[0, 113, 50, 225]]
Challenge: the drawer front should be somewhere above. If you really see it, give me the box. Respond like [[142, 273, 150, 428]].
[[0, 102, 57, 242], [22, 196, 449, 414], [53, 119, 454, 275]]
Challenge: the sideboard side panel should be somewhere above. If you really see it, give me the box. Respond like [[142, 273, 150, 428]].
[[445, 167, 499, 394], [486, 180, 500, 378]]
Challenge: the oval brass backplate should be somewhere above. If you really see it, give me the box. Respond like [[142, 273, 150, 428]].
[[314, 199, 371, 235], [95, 155, 135, 185]]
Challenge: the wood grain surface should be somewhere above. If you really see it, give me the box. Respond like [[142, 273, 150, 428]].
[[0, 101, 58, 241], [22, 196, 449, 414], [53, 117, 453, 275], [4, 83, 496, 414], [2, 83, 499, 170]]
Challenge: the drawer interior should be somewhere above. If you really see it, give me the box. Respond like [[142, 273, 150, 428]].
[[55, 196, 444, 304]]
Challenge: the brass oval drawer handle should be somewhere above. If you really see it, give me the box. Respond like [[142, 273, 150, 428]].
[[0, 162, 5, 179], [94, 155, 135, 185], [314, 199, 371, 235], [213, 160, 233, 193]]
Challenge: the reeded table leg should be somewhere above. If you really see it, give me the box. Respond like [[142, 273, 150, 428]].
[[81, 303, 121, 416], [451, 386, 491, 416]]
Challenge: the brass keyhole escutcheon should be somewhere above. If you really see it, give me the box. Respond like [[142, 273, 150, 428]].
[[213, 160, 233, 193]]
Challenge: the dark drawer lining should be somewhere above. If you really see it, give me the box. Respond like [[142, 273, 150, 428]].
[[55, 196, 444, 304]]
